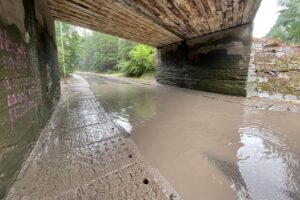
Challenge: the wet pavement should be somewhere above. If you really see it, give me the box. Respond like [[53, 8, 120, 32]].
[[80, 72, 300, 200], [6, 74, 180, 200]]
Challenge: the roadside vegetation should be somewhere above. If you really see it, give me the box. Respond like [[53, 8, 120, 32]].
[[268, 0, 300, 44], [55, 21, 156, 77], [55, 22, 83, 76], [55, 0, 299, 97]]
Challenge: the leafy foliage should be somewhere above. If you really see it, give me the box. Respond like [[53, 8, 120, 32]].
[[268, 0, 300, 43], [55, 22, 83, 76], [119, 45, 156, 77], [77, 31, 119, 72], [118, 38, 136, 61], [56, 21, 156, 77]]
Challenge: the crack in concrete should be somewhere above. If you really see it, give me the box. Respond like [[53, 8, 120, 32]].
[[66, 122, 104, 131], [53, 161, 142, 200]]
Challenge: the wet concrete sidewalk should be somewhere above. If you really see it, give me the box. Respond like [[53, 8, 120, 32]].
[[6, 75, 180, 200]]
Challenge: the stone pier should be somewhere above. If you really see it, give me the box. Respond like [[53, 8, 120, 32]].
[[156, 24, 254, 96]]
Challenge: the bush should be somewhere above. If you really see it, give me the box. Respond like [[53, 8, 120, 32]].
[[120, 45, 156, 77], [117, 60, 129, 72]]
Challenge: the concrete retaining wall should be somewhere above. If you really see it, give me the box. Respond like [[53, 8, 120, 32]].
[[0, 0, 60, 198], [156, 24, 253, 96]]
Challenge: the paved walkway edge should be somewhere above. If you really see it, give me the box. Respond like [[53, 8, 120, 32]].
[[6, 74, 182, 200]]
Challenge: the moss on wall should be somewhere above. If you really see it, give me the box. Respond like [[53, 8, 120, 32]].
[[252, 39, 300, 98]]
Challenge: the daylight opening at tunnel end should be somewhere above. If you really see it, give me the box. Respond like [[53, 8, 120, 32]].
[[1, 0, 300, 200]]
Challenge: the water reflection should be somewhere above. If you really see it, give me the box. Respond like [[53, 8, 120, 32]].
[[81, 74, 156, 134], [81, 73, 300, 200], [110, 111, 132, 133], [204, 152, 249, 199], [237, 108, 300, 200]]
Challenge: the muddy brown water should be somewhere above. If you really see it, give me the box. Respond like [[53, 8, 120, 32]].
[[81, 73, 300, 200]]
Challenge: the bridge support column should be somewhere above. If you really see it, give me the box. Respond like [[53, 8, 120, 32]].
[[0, 0, 60, 197], [156, 24, 253, 96]]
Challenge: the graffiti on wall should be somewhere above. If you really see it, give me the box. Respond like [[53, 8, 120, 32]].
[[0, 30, 28, 69], [0, 1, 61, 198], [4, 78, 41, 122], [0, 29, 41, 123]]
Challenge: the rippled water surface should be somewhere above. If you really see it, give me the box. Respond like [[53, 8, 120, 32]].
[[81, 73, 300, 200]]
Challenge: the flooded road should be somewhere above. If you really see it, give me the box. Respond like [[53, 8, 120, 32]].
[[81, 73, 300, 200]]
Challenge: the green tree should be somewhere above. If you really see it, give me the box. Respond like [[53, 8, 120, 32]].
[[118, 38, 137, 61], [268, 0, 300, 43], [55, 21, 83, 76], [78, 31, 94, 71], [79, 32, 119, 72], [119, 44, 156, 77], [96, 33, 119, 71], [56, 22, 157, 77]]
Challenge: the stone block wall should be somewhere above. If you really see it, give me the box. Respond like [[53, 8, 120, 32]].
[[0, 0, 60, 198], [156, 24, 253, 96], [248, 39, 300, 100]]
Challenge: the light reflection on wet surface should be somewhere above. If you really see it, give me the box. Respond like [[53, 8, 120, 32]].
[[236, 109, 300, 200], [81, 73, 300, 200], [87, 75, 157, 132]]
